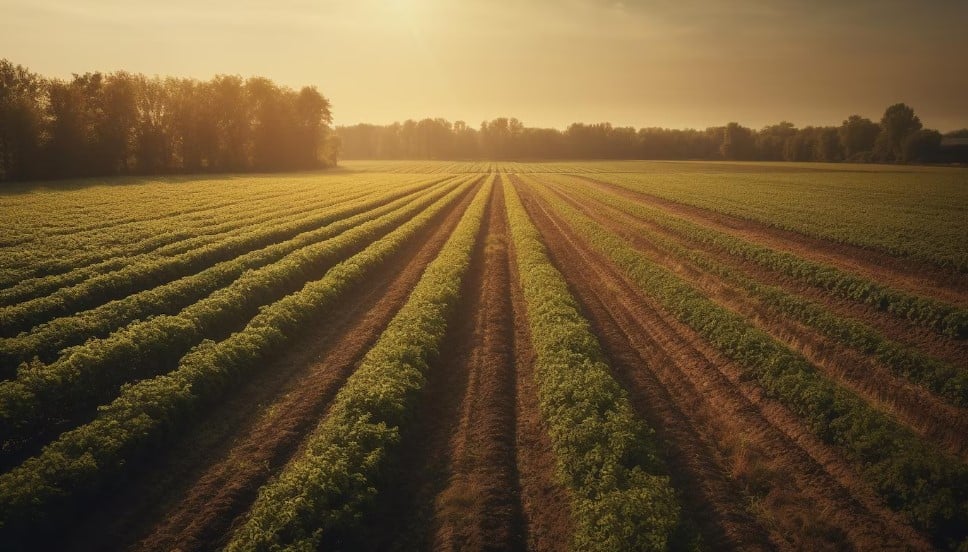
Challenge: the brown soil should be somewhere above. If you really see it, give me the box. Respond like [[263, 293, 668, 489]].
[[333, 177, 572, 552], [573, 175, 968, 308], [540, 179, 968, 459], [53, 180, 480, 552], [514, 176, 933, 551]]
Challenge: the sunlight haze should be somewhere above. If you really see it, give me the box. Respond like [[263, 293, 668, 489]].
[[1, 0, 966, 130]]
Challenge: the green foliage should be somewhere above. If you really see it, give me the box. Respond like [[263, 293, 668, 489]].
[[0, 178, 448, 368], [0, 181, 472, 541], [504, 183, 679, 551], [0, 180, 465, 454], [538, 187, 968, 547], [555, 179, 967, 404], [225, 177, 492, 551]]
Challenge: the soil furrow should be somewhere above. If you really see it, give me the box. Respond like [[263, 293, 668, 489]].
[[516, 178, 933, 551], [573, 175, 968, 307], [337, 178, 570, 552], [52, 180, 479, 552], [541, 180, 968, 458], [559, 178, 968, 367], [432, 180, 526, 551]]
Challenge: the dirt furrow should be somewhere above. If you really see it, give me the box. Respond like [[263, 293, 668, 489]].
[[560, 178, 968, 367], [336, 178, 570, 552], [52, 181, 480, 552], [574, 175, 968, 307], [517, 179, 933, 551], [542, 181, 968, 458], [432, 180, 525, 551]]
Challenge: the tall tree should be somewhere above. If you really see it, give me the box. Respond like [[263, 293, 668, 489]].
[[838, 115, 880, 160], [0, 60, 44, 180], [879, 103, 922, 161], [720, 122, 755, 160]]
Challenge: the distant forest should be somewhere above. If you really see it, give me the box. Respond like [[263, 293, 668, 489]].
[[3, 60, 967, 182], [0, 60, 337, 182], [338, 109, 968, 164]]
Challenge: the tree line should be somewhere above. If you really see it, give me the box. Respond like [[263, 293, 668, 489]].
[[338, 105, 967, 164], [0, 59, 337, 182]]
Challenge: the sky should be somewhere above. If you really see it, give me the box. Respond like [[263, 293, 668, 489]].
[[1, 0, 966, 131]]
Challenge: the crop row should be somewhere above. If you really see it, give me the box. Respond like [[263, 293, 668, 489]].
[[0, 177, 452, 337], [0, 180, 390, 299], [0, 179, 279, 248], [225, 176, 493, 551], [505, 182, 680, 550], [0, 179, 454, 371], [0, 180, 466, 457], [0, 182, 332, 277], [0, 178, 475, 541], [545, 179, 967, 406], [591, 171, 968, 273], [536, 185, 967, 547], [0, 184, 393, 307], [553, 176, 968, 338]]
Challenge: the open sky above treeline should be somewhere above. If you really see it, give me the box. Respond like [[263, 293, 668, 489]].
[[2, 0, 967, 131]]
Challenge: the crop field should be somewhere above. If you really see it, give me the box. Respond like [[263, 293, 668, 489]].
[[0, 160, 965, 551]]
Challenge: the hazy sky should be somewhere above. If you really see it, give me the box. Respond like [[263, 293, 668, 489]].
[[2, 0, 966, 130]]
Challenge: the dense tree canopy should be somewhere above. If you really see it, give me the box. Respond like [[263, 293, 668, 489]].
[[338, 103, 957, 165], [1, 58, 960, 181], [0, 60, 336, 182]]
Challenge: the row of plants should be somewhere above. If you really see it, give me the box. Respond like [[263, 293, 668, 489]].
[[0, 177, 476, 542], [548, 179, 967, 406], [0, 180, 389, 305], [0, 179, 450, 370], [0, 178, 279, 251], [226, 176, 493, 551], [1, 181, 329, 280], [537, 185, 967, 548], [555, 175, 967, 338], [0, 177, 446, 336], [504, 182, 680, 551], [0, 180, 466, 458]]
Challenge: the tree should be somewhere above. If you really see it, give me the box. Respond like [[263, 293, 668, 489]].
[[756, 122, 797, 160], [0, 60, 45, 180], [901, 129, 942, 163], [720, 122, 755, 160], [814, 128, 841, 162], [838, 115, 880, 160], [879, 103, 922, 161]]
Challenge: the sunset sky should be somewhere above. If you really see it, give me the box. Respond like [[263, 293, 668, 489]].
[[2, 0, 966, 131]]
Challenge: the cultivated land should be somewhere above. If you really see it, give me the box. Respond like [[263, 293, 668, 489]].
[[0, 161, 965, 551]]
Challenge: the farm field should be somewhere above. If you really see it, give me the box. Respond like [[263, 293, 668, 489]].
[[0, 161, 965, 551]]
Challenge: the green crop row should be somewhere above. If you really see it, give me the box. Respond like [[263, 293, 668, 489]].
[[545, 179, 967, 406], [536, 185, 968, 548], [0, 179, 401, 306], [0, 179, 449, 371], [0, 180, 282, 256], [553, 176, 967, 339], [0, 178, 444, 337], [0, 180, 465, 458], [1, 183, 338, 281], [0, 178, 474, 542], [226, 176, 492, 551], [504, 182, 679, 551]]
